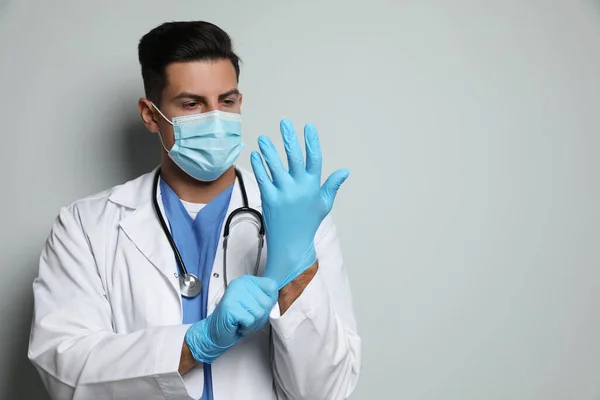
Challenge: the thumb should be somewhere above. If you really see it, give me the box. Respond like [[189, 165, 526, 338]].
[[320, 168, 350, 212]]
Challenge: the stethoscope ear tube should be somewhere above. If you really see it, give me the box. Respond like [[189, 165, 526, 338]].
[[222, 231, 264, 290], [152, 168, 188, 276], [222, 170, 265, 289], [223, 207, 265, 236]]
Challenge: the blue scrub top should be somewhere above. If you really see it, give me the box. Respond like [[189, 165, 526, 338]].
[[160, 178, 233, 400]]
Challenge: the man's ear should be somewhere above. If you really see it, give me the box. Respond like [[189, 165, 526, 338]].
[[138, 98, 160, 133]]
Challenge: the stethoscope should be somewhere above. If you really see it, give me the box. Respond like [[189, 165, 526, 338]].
[[152, 168, 265, 298]]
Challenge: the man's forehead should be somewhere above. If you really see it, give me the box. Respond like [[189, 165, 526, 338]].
[[164, 60, 238, 95]]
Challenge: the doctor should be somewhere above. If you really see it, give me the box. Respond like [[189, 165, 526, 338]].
[[28, 21, 361, 400]]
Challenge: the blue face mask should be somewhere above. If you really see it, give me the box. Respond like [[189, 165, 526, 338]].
[[152, 104, 245, 182]]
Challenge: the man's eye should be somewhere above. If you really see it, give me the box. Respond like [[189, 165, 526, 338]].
[[183, 102, 198, 109], [223, 98, 235, 106]]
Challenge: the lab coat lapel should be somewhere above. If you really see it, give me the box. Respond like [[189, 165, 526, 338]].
[[117, 184, 181, 299]]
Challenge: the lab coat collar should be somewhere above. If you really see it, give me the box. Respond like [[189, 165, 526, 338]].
[[107, 166, 159, 210]]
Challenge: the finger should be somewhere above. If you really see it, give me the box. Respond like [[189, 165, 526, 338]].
[[238, 314, 269, 337], [238, 276, 274, 317], [241, 294, 265, 321], [280, 119, 305, 177], [304, 123, 322, 177], [247, 277, 278, 309], [251, 276, 279, 301], [250, 151, 276, 198], [236, 299, 264, 337], [320, 168, 350, 213], [258, 135, 289, 187], [235, 309, 256, 330]]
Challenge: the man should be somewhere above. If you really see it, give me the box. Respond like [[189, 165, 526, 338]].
[[28, 21, 361, 400]]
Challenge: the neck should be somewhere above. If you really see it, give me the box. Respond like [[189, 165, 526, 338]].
[[160, 156, 236, 204]]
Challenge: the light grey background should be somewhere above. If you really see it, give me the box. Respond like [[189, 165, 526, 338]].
[[1, 0, 599, 399]]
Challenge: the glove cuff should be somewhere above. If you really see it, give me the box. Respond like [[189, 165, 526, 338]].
[[277, 243, 317, 289], [185, 318, 237, 364]]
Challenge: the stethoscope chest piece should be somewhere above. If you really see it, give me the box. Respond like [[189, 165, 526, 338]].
[[179, 273, 201, 298]]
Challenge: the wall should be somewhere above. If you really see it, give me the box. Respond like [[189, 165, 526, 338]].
[[1, 1, 599, 398]]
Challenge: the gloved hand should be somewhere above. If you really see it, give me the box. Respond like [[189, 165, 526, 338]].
[[185, 275, 278, 364], [250, 119, 349, 289]]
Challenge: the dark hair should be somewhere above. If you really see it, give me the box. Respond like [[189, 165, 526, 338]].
[[138, 21, 241, 105]]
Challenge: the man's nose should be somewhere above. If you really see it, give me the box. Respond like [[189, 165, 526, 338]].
[[205, 99, 220, 112]]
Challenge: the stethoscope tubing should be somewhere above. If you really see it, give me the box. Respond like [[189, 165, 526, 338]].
[[152, 168, 265, 296]]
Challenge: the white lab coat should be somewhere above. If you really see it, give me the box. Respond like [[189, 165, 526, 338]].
[[28, 167, 361, 400]]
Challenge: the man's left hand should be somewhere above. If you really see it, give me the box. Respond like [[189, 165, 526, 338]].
[[250, 119, 349, 290]]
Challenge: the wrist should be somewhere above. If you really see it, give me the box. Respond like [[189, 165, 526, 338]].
[[279, 261, 318, 314], [269, 243, 317, 289], [179, 337, 199, 375]]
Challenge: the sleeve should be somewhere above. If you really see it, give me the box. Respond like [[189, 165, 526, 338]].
[[268, 214, 362, 400], [27, 206, 194, 400]]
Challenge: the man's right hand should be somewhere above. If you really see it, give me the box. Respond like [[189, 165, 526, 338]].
[[184, 275, 278, 365]]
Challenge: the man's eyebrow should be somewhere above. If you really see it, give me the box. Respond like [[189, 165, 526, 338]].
[[172, 89, 240, 102], [172, 92, 206, 102], [218, 89, 240, 99]]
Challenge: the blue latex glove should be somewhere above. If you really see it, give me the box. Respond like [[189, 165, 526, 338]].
[[250, 119, 349, 289], [185, 275, 278, 364]]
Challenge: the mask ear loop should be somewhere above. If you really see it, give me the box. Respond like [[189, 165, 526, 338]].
[[150, 103, 174, 153]]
